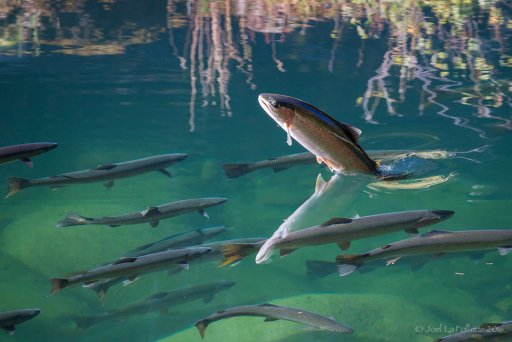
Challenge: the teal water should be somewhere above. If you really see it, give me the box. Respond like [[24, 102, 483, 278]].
[[1, 1, 512, 341]]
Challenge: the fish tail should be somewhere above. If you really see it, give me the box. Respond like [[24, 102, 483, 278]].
[[219, 244, 248, 267], [306, 260, 336, 280], [71, 316, 96, 330], [194, 319, 210, 338], [56, 212, 90, 227], [49, 278, 69, 295], [335, 254, 363, 276], [222, 163, 252, 179], [5, 177, 30, 198]]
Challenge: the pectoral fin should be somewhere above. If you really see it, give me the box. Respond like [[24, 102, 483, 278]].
[[103, 180, 114, 189], [150, 220, 159, 228], [337, 241, 351, 251], [199, 209, 209, 219], [5, 325, 15, 336], [20, 157, 33, 168], [159, 169, 172, 178]]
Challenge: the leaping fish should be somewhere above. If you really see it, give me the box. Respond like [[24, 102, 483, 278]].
[[258, 93, 402, 178], [56, 197, 228, 228], [0, 142, 58, 168], [336, 229, 512, 276], [5, 153, 187, 198], [194, 303, 352, 338]]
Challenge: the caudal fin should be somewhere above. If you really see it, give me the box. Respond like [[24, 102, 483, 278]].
[[49, 278, 69, 295], [222, 164, 252, 179], [71, 316, 97, 330], [5, 177, 30, 198], [306, 260, 336, 280], [218, 244, 253, 267], [194, 319, 210, 338], [56, 212, 90, 227], [335, 254, 363, 276]]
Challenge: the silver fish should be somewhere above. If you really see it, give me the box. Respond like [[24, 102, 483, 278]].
[[56, 197, 228, 228], [6, 153, 187, 198], [194, 303, 352, 338], [49, 246, 211, 295], [0, 309, 40, 336], [434, 320, 512, 342], [336, 229, 512, 276], [253, 209, 454, 259], [0, 142, 57, 168], [88, 238, 264, 302], [72, 281, 235, 330]]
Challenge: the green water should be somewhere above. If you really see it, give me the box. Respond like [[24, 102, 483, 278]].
[[1, 1, 512, 341]]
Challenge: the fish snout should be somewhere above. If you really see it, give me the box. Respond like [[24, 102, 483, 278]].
[[174, 153, 188, 162], [203, 197, 228, 207], [23, 309, 41, 319], [45, 143, 59, 151]]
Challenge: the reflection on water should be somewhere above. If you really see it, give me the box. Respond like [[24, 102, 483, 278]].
[[2, 1, 512, 132]]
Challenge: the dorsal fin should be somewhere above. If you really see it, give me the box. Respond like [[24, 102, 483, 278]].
[[258, 303, 278, 308], [141, 207, 160, 217], [112, 257, 137, 265], [94, 164, 117, 171], [339, 123, 362, 144], [320, 217, 352, 226], [420, 230, 452, 238], [315, 174, 327, 194]]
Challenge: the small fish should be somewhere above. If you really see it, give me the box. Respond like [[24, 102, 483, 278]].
[[0, 309, 40, 336], [223, 149, 455, 179], [0, 142, 58, 168], [434, 320, 512, 341], [56, 197, 228, 228], [258, 93, 400, 178], [336, 229, 512, 276], [49, 246, 211, 295], [72, 281, 235, 330], [249, 209, 454, 260], [88, 238, 264, 302], [194, 303, 352, 338], [5, 153, 187, 198]]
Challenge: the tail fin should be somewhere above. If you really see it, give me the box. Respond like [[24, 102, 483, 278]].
[[306, 260, 336, 280], [71, 316, 97, 330], [56, 212, 90, 227], [218, 244, 251, 267], [335, 254, 363, 276], [222, 164, 252, 179], [5, 177, 30, 198], [49, 278, 69, 295], [194, 319, 209, 338]]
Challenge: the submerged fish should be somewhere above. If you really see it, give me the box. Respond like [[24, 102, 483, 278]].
[[434, 320, 512, 342], [0, 142, 58, 168], [49, 246, 211, 295], [258, 93, 396, 177], [56, 197, 228, 228], [124, 226, 228, 257], [336, 229, 512, 276], [5, 153, 187, 198], [72, 281, 235, 330], [223, 149, 455, 179], [0, 309, 40, 336], [194, 303, 352, 338], [88, 238, 264, 302], [240, 210, 454, 260]]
